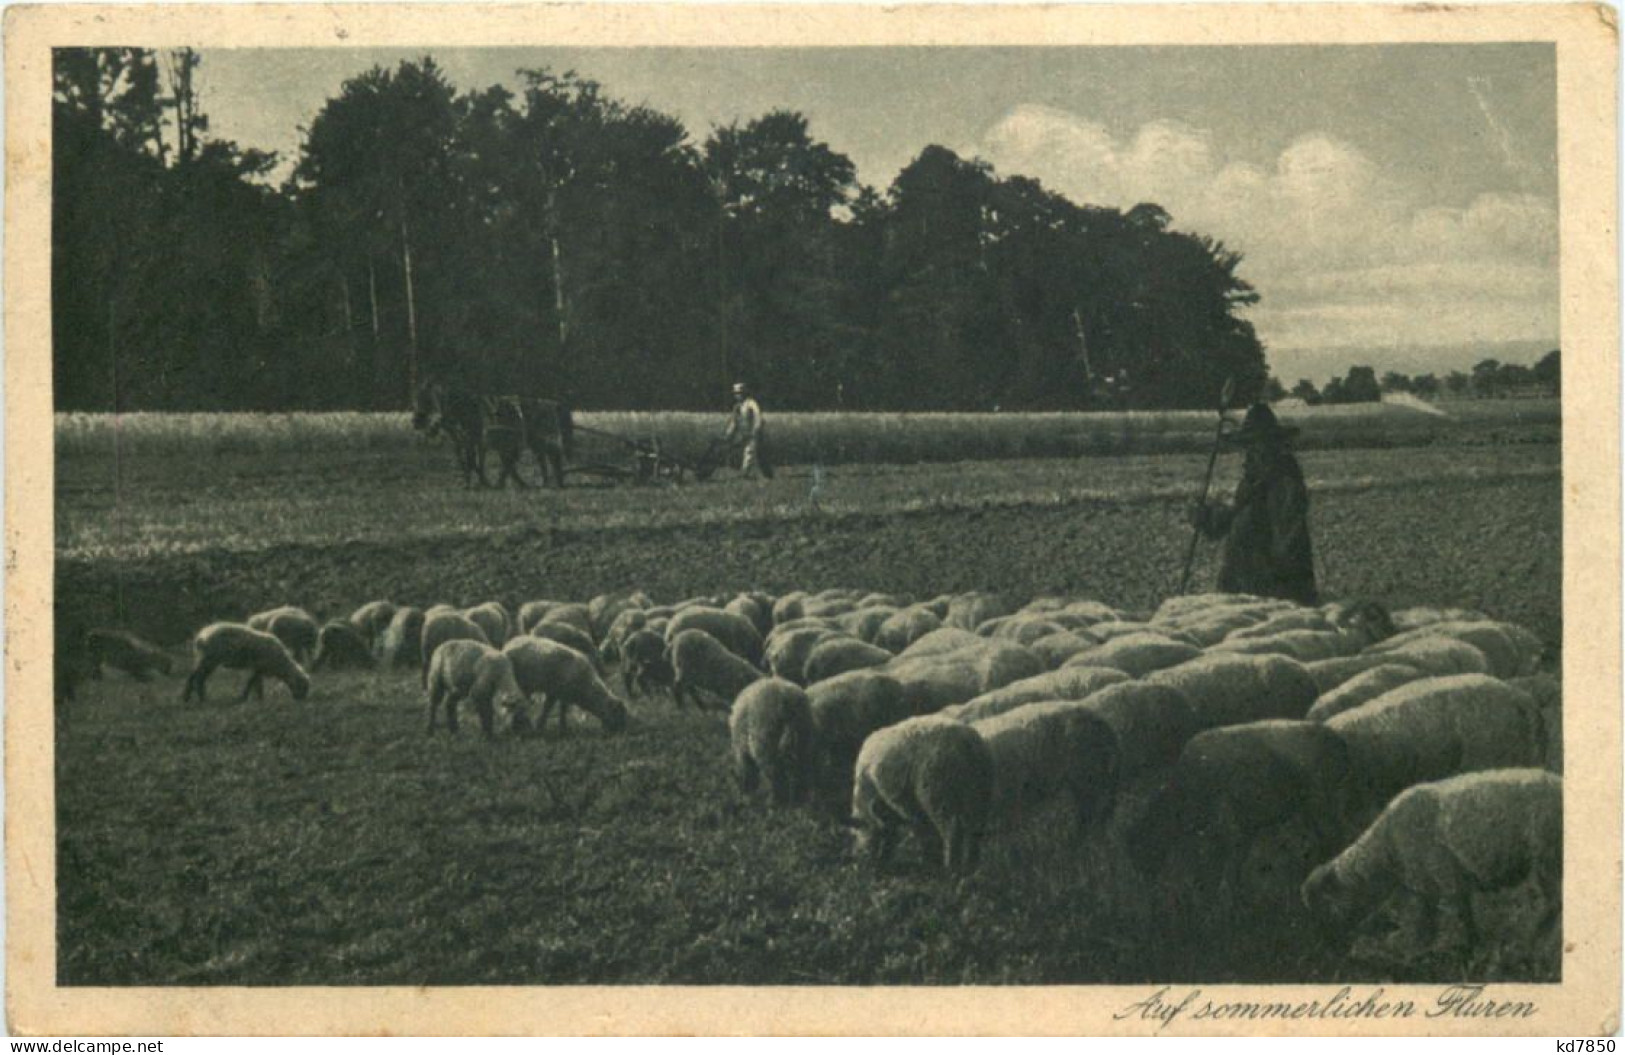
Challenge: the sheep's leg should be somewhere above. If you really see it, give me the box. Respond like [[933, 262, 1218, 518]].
[[237, 672, 263, 703], [1399, 891, 1440, 950], [537, 694, 558, 730], [426, 680, 444, 734], [734, 749, 760, 794], [475, 693, 495, 739], [555, 699, 571, 736], [445, 693, 462, 735]]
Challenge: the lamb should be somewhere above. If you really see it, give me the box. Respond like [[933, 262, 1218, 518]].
[[85, 629, 174, 681], [765, 626, 841, 684], [945, 591, 1010, 631], [729, 678, 817, 805], [1368, 620, 1545, 679], [463, 601, 513, 646], [377, 606, 425, 670], [1129, 720, 1356, 888], [1301, 769, 1561, 956], [1144, 653, 1320, 730], [807, 670, 913, 783], [419, 610, 490, 685], [1304, 638, 1488, 692], [941, 665, 1131, 724], [620, 628, 673, 698], [425, 639, 527, 738], [501, 636, 629, 734], [885, 641, 1046, 714], [309, 620, 376, 672], [850, 715, 997, 873], [664, 606, 764, 666], [1304, 663, 1426, 723], [1325, 674, 1546, 812], [873, 606, 944, 653], [668, 628, 766, 711], [182, 622, 311, 703], [246, 606, 319, 664], [527, 621, 604, 671], [1062, 632, 1202, 678], [1029, 630, 1104, 668], [347, 600, 397, 649], [802, 636, 893, 685], [970, 700, 1118, 835], [1073, 682, 1200, 779]]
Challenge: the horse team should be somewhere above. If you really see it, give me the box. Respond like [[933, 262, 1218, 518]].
[[413, 381, 575, 489]]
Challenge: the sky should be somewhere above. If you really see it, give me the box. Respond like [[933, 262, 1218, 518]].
[[196, 44, 1559, 382]]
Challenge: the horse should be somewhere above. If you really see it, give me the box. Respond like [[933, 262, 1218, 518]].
[[414, 381, 489, 488], [415, 382, 574, 489]]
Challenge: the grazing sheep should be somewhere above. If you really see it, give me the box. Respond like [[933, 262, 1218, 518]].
[[850, 715, 996, 873], [1305, 639, 1489, 693], [730, 678, 817, 805], [858, 592, 910, 609], [464, 601, 513, 646], [920, 594, 955, 620], [808, 670, 913, 783], [980, 615, 1070, 648], [1511, 674, 1563, 774], [536, 603, 594, 639], [182, 623, 310, 703], [1145, 653, 1320, 731], [724, 594, 773, 639], [803, 636, 893, 685], [802, 596, 857, 620], [1153, 593, 1294, 624], [1074, 682, 1200, 780], [419, 611, 490, 685], [85, 629, 174, 681], [620, 628, 673, 698], [517, 599, 564, 635], [528, 622, 603, 672], [1208, 601, 1395, 664], [425, 639, 527, 738], [310, 620, 376, 672], [347, 600, 397, 648], [835, 605, 896, 645], [1130, 720, 1356, 889], [501, 636, 629, 734], [247, 606, 319, 664], [1389, 605, 1490, 633], [893, 626, 983, 661], [941, 665, 1131, 724], [1368, 620, 1544, 679], [1223, 607, 1338, 641], [664, 606, 764, 666], [1063, 632, 1202, 678], [1164, 607, 1274, 648], [1054, 599, 1122, 626], [1086, 621, 1199, 647], [377, 606, 425, 670], [1326, 675, 1545, 811], [1028, 630, 1104, 669], [771, 591, 809, 626], [885, 642, 1046, 714], [766, 627, 842, 685], [1301, 769, 1561, 956], [589, 589, 651, 641], [970, 700, 1118, 835], [598, 607, 651, 665], [945, 591, 1009, 632], [1305, 663, 1426, 723], [873, 606, 944, 653], [669, 628, 765, 711]]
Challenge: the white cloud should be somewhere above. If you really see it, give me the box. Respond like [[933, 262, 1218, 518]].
[[974, 104, 1558, 364]]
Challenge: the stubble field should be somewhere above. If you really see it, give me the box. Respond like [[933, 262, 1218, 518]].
[[53, 406, 1563, 986]]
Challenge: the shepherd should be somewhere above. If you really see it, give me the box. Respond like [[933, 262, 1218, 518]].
[[724, 381, 773, 480], [1189, 402, 1318, 605]]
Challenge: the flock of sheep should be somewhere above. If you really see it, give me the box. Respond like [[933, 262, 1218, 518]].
[[74, 585, 1562, 965]]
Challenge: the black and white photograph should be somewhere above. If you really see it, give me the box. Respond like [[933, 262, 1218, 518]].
[[8, 1, 1619, 1037]]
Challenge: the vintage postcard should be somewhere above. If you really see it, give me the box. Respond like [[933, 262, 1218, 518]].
[[6, 1, 1618, 1037]]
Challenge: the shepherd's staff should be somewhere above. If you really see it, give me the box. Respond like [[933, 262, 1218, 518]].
[[1178, 377, 1236, 596]]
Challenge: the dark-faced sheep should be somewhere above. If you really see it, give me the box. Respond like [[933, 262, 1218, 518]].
[[730, 678, 817, 805], [183, 623, 310, 704], [247, 606, 319, 665], [851, 715, 997, 873], [502, 637, 629, 734], [420, 611, 490, 686], [620, 628, 673, 698], [310, 620, 376, 672], [425, 639, 527, 738], [347, 600, 397, 649], [378, 606, 426, 670], [1301, 768, 1561, 958], [85, 629, 174, 681], [669, 628, 764, 711]]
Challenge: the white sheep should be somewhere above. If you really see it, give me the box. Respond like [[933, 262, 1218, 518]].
[[1207, 601, 1394, 664], [729, 678, 817, 805], [945, 591, 1010, 632], [183, 622, 311, 703], [517, 599, 565, 635], [85, 629, 174, 681], [850, 715, 997, 873], [1389, 605, 1490, 633], [835, 605, 896, 645], [979, 614, 1070, 648], [1510, 674, 1562, 774], [807, 670, 913, 783], [1074, 681, 1200, 780], [1144, 653, 1320, 731], [588, 589, 652, 641], [419, 610, 490, 685], [536, 603, 594, 639], [771, 591, 810, 627], [310, 620, 376, 672], [1304, 638, 1489, 693], [1063, 632, 1202, 678], [970, 699, 1118, 835], [1028, 630, 1103, 669], [425, 639, 527, 738], [664, 606, 764, 666], [347, 600, 397, 649], [941, 665, 1131, 724], [246, 606, 319, 664], [501, 636, 630, 734], [1304, 663, 1426, 723], [802, 636, 893, 685], [765, 626, 842, 684], [885, 641, 1046, 714], [873, 606, 944, 653], [599, 607, 649, 665], [1152, 593, 1294, 624], [1368, 620, 1544, 679], [377, 606, 425, 670], [857, 591, 911, 610], [527, 621, 604, 672], [1325, 674, 1546, 812], [463, 601, 513, 646], [1301, 768, 1561, 957], [893, 626, 983, 661], [1129, 719, 1356, 890], [724, 594, 772, 639], [668, 628, 766, 712]]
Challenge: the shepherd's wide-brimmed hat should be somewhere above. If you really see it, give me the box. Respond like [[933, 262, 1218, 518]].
[[1224, 401, 1299, 444], [732, 382, 748, 396]]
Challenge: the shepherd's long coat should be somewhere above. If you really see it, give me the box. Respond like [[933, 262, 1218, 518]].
[[1199, 445, 1317, 606]]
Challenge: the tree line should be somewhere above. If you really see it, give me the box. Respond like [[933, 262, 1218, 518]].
[[1285, 352, 1560, 406], [54, 50, 1271, 413]]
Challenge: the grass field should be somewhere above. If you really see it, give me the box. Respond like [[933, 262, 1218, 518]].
[[53, 408, 1563, 986]]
